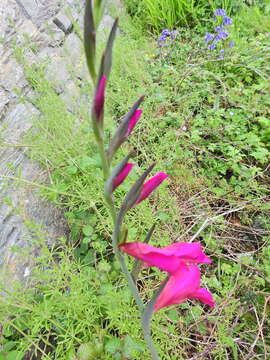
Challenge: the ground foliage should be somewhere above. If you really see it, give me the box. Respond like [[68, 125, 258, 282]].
[[0, 2, 270, 359]]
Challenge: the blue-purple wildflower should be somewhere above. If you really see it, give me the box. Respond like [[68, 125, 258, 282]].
[[158, 29, 178, 50], [205, 9, 234, 55], [205, 33, 214, 43], [215, 9, 226, 16], [223, 16, 232, 26], [162, 29, 171, 36], [158, 35, 167, 46], [171, 30, 178, 39], [216, 31, 229, 40], [215, 26, 223, 32]]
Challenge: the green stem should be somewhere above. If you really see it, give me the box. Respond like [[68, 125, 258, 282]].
[[142, 323, 160, 360], [95, 134, 142, 311], [97, 138, 109, 180], [112, 214, 144, 313], [94, 124, 159, 359], [142, 277, 169, 360]]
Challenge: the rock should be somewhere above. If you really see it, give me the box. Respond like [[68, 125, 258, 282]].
[[15, 0, 61, 26], [15, 19, 40, 43], [0, 88, 9, 114], [0, 0, 121, 288], [0, 58, 28, 96], [45, 53, 70, 93], [1, 103, 38, 141], [0, 102, 69, 284], [0, 157, 69, 284], [60, 80, 80, 113], [41, 19, 65, 47], [53, 11, 73, 35]]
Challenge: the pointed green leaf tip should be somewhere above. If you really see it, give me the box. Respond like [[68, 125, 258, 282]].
[[97, 18, 119, 82], [84, 0, 97, 81]]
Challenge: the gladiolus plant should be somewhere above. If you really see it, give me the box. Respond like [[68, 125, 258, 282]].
[[84, 1, 214, 358]]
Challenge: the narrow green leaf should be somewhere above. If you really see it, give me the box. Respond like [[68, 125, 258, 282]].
[[84, 0, 97, 82], [97, 18, 119, 82]]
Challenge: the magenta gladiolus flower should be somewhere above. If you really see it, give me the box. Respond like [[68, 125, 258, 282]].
[[154, 263, 215, 311], [134, 172, 169, 206], [126, 109, 143, 137], [93, 75, 106, 122], [120, 241, 211, 274], [112, 163, 134, 191]]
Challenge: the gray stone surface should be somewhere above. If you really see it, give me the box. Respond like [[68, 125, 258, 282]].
[[53, 11, 73, 34], [15, 0, 61, 26], [0, 0, 119, 285]]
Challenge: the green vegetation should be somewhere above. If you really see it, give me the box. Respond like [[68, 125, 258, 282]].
[[1, 1, 270, 359], [123, 0, 270, 32]]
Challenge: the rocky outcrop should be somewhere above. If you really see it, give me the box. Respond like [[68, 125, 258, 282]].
[[0, 0, 121, 284], [0, 0, 118, 284]]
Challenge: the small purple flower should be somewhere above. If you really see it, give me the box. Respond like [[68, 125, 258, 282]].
[[205, 33, 214, 43], [208, 43, 216, 50], [215, 9, 226, 16], [229, 40, 234, 48], [216, 31, 228, 40], [170, 30, 178, 39], [223, 16, 232, 26], [220, 49, 225, 54], [215, 26, 223, 32], [161, 29, 171, 36], [158, 35, 167, 46]]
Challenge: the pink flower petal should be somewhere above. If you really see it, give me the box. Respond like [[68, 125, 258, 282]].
[[112, 163, 134, 191], [126, 110, 143, 137], [190, 288, 215, 307], [120, 242, 182, 274], [94, 75, 106, 121], [154, 264, 201, 311], [120, 242, 212, 273], [134, 172, 169, 205], [162, 242, 212, 264]]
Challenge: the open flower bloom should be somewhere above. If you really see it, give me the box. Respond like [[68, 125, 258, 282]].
[[120, 241, 211, 274], [93, 75, 106, 123], [154, 263, 215, 311], [112, 163, 134, 191], [134, 172, 169, 206], [126, 109, 143, 138], [215, 9, 226, 16]]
